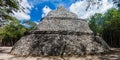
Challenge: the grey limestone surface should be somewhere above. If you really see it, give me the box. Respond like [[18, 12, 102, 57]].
[[10, 6, 110, 56]]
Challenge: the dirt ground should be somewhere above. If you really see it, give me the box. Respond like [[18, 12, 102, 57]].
[[0, 47, 120, 60]]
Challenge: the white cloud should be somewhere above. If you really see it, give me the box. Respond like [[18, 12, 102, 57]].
[[12, 11, 30, 20], [69, 0, 113, 19], [12, 0, 33, 20], [42, 6, 52, 17]]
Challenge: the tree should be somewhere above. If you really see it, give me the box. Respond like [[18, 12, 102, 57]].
[[0, 0, 36, 46], [0, 20, 37, 46], [0, 0, 20, 27], [113, 0, 120, 7], [102, 8, 120, 47], [0, 0, 30, 27], [0, 20, 26, 46], [89, 13, 103, 35], [89, 8, 120, 47], [23, 20, 37, 30]]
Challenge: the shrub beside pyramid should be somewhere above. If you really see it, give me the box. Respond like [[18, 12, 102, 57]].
[[10, 6, 110, 56]]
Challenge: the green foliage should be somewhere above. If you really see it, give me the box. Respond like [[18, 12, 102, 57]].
[[0, 19, 37, 46], [0, 0, 37, 46], [89, 8, 120, 47], [23, 20, 37, 30], [0, 0, 20, 27], [0, 0, 19, 13], [89, 13, 103, 35], [0, 20, 25, 45], [0, 0, 37, 45]]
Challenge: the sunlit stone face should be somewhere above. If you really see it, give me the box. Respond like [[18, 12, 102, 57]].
[[10, 6, 109, 56], [47, 6, 78, 18]]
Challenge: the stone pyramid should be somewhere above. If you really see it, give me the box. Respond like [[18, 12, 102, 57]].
[[10, 6, 109, 56]]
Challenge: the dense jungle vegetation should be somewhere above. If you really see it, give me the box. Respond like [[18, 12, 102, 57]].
[[89, 8, 120, 47], [0, 0, 36, 46]]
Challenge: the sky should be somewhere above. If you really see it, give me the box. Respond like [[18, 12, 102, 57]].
[[12, 0, 114, 23]]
